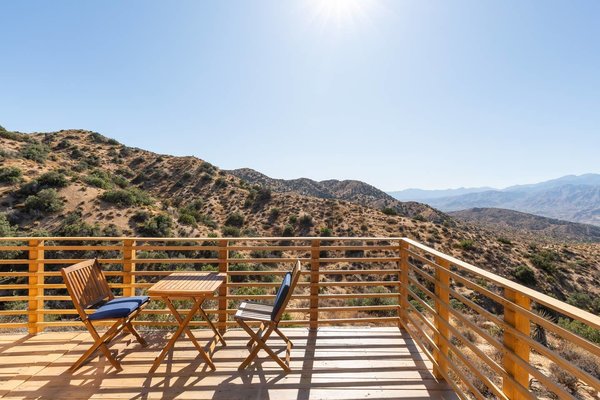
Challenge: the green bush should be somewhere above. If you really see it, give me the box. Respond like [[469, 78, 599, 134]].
[[178, 213, 197, 226], [320, 227, 332, 237], [298, 214, 313, 227], [24, 189, 64, 214], [225, 212, 245, 227], [558, 318, 600, 344], [0, 166, 22, 184], [84, 169, 113, 189], [100, 187, 153, 207], [20, 142, 50, 163], [497, 237, 513, 245], [222, 225, 241, 237], [458, 239, 476, 251], [566, 292, 593, 311], [55, 212, 101, 237], [513, 265, 536, 286], [282, 224, 294, 237], [381, 207, 398, 216], [138, 214, 173, 237], [529, 250, 561, 273], [0, 213, 17, 237], [37, 171, 68, 188], [347, 287, 396, 317]]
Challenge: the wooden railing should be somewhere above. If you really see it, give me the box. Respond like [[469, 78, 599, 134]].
[[0, 236, 598, 399]]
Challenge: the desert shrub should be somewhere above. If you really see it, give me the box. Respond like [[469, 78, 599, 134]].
[[20, 142, 50, 163], [178, 213, 196, 226], [513, 265, 536, 286], [298, 214, 313, 227], [381, 207, 397, 216], [222, 225, 241, 237], [225, 212, 245, 227], [529, 250, 561, 273], [558, 318, 600, 344], [413, 214, 427, 222], [497, 237, 513, 245], [282, 224, 294, 237], [458, 239, 475, 251], [37, 171, 68, 188], [0, 166, 22, 184], [55, 212, 101, 237], [24, 189, 64, 214], [84, 169, 113, 189], [288, 215, 297, 224], [320, 227, 332, 237], [0, 213, 17, 237], [130, 210, 150, 223], [347, 286, 396, 317], [197, 214, 217, 229], [566, 292, 593, 311], [269, 208, 280, 220], [111, 174, 129, 188], [138, 214, 173, 237], [100, 187, 153, 207], [102, 224, 122, 237], [550, 364, 578, 393]]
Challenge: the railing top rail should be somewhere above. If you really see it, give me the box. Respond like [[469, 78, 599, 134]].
[[0, 236, 405, 242], [402, 238, 600, 330]]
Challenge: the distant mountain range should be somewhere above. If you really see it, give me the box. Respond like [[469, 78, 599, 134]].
[[388, 174, 600, 226]]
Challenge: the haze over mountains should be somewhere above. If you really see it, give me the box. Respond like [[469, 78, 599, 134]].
[[388, 174, 600, 226]]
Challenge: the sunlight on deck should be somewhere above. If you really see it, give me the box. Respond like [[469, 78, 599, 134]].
[[0, 327, 456, 400]]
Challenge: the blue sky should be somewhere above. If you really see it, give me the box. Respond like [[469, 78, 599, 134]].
[[1, 1, 598, 190]]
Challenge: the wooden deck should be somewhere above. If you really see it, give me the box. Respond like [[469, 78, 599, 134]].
[[0, 327, 456, 400]]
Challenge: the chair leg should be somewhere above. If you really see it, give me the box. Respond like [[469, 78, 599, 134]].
[[70, 320, 124, 372], [275, 327, 293, 348], [237, 320, 290, 372], [125, 321, 147, 347], [247, 322, 265, 347]]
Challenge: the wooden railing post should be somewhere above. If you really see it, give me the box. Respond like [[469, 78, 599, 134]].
[[218, 240, 228, 334], [123, 239, 136, 297], [433, 256, 450, 381], [503, 288, 531, 399], [310, 239, 320, 330], [398, 240, 409, 328], [28, 239, 44, 335]]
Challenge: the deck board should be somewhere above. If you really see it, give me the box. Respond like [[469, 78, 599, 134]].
[[0, 327, 457, 400]]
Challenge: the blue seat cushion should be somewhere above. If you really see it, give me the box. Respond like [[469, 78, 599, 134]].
[[89, 296, 149, 321], [271, 272, 291, 320]]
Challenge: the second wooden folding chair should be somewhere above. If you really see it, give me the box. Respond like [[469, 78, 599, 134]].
[[235, 260, 302, 372]]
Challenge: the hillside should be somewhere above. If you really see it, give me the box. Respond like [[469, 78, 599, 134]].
[[450, 208, 600, 243], [228, 168, 449, 223], [1, 127, 600, 304]]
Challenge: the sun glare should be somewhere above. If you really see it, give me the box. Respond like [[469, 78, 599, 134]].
[[304, 0, 377, 33]]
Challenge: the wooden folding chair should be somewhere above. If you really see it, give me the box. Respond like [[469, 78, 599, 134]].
[[235, 260, 302, 372], [61, 259, 149, 371]]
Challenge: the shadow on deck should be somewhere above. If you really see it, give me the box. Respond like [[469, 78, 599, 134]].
[[0, 327, 457, 400]]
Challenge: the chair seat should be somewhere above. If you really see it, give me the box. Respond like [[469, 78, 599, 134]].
[[89, 296, 149, 321], [235, 301, 273, 321]]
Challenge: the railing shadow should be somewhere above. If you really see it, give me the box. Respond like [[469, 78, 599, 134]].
[[0, 328, 456, 400]]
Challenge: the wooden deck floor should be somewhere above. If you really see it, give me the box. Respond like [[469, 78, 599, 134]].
[[0, 327, 457, 400]]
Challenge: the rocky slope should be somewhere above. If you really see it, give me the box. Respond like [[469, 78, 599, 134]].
[[228, 168, 449, 223], [1, 127, 599, 303]]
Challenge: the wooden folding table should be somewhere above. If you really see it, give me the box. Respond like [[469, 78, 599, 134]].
[[148, 271, 226, 372]]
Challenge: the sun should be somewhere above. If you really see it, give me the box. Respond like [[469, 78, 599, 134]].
[[303, 0, 377, 32]]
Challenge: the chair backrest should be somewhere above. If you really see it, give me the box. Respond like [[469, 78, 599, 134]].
[[61, 259, 113, 319], [272, 260, 302, 322]]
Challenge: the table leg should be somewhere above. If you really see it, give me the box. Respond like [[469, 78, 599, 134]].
[[150, 297, 215, 372], [197, 304, 227, 347]]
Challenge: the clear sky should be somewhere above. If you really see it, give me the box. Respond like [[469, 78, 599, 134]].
[[1, 1, 598, 190]]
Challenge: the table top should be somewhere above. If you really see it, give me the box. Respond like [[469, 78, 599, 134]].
[[147, 272, 226, 297]]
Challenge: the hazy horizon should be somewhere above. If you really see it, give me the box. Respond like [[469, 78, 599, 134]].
[[1, 1, 599, 191]]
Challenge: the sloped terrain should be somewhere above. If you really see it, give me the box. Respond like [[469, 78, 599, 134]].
[[0, 127, 599, 303]]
